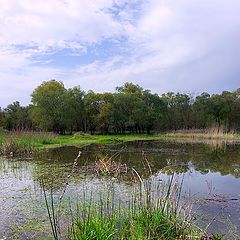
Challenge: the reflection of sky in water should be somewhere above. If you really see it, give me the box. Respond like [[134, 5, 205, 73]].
[[0, 140, 240, 238]]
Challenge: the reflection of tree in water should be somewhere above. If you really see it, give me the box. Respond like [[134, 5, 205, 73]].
[[158, 141, 240, 178], [29, 141, 240, 190], [120, 140, 240, 178]]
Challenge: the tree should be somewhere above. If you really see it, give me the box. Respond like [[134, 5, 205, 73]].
[[30, 80, 67, 133], [64, 87, 85, 133], [161, 92, 192, 130], [85, 92, 114, 134], [113, 83, 167, 133], [2, 102, 32, 130]]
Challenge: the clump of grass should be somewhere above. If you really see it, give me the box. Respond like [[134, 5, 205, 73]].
[[69, 175, 201, 240], [41, 153, 224, 240], [67, 172, 209, 240], [72, 205, 196, 240]]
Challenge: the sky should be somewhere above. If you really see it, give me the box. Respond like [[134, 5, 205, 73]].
[[0, 0, 240, 107]]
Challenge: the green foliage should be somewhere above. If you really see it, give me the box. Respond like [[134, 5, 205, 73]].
[[73, 208, 194, 240], [30, 80, 67, 132], [1, 101, 32, 130], [1, 80, 240, 134]]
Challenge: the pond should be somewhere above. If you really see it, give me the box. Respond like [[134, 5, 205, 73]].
[[1, 140, 240, 239]]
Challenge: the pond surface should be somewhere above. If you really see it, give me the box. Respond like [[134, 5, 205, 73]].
[[1, 140, 240, 239]]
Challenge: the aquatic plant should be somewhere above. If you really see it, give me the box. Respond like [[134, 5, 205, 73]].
[[40, 150, 227, 240], [69, 174, 202, 240], [42, 171, 221, 239]]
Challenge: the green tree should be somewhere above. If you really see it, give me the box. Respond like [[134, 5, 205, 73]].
[[64, 87, 85, 133], [30, 80, 67, 133], [162, 92, 192, 130], [2, 102, 32, 130]]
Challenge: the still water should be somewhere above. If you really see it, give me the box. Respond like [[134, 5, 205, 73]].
[[1, 140, 240, 239]]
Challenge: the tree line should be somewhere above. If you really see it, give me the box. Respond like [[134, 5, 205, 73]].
[[1, 80, 240, 134]]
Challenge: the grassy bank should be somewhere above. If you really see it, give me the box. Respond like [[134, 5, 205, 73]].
[[1, 130, 240, 157]]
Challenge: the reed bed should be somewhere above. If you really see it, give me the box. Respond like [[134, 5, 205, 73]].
[[166, 128, 238, 140], [0, 138, 35, 157], [0, 130, 58, 157]]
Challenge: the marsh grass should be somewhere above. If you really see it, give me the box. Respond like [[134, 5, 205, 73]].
[[0, 138, 35, 157], [69, 175, 203, 240], [0, 130, 58, 157], [42, 170, 215, 239], [95, 157, 128, 176], [8, 130, 58, 146], [95, 150, 128, 176], [166, 128, 238, 140]]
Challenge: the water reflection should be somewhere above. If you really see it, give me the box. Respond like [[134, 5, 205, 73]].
[[0, 140, 240, 238]]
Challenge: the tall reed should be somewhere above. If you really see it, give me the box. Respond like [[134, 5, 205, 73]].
[[166, 127, 238, 140], [0, 130, 58, 157]]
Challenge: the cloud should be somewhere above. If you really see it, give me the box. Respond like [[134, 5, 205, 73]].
[[0, 0, 239, 106], [0, 0, 127, 48]]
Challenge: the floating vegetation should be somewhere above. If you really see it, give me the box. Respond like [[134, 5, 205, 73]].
[[95, 155, 128, 176]]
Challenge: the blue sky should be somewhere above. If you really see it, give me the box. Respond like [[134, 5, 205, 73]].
[[0, 0, 240, 106]]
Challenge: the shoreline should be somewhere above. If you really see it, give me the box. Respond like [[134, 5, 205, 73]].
[[41, 133, 240, 149], [1, 132, 240, 157]]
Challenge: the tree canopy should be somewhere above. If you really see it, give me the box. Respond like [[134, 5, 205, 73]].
[[1, 80, 240, 134]]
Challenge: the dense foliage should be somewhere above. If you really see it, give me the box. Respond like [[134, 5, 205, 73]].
[[1, 80, 240, 134]]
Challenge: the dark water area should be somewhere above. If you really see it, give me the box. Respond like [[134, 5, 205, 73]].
[[1, 140, 240, 239]]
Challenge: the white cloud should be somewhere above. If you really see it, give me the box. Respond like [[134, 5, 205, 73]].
[[0, 0, 240, 106], [0, 0, 125, 47]]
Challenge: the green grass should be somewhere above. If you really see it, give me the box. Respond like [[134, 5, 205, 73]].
[[72, 207, 196, 240], [35, 132, 240, 149], [52, 134, 165, 146]]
